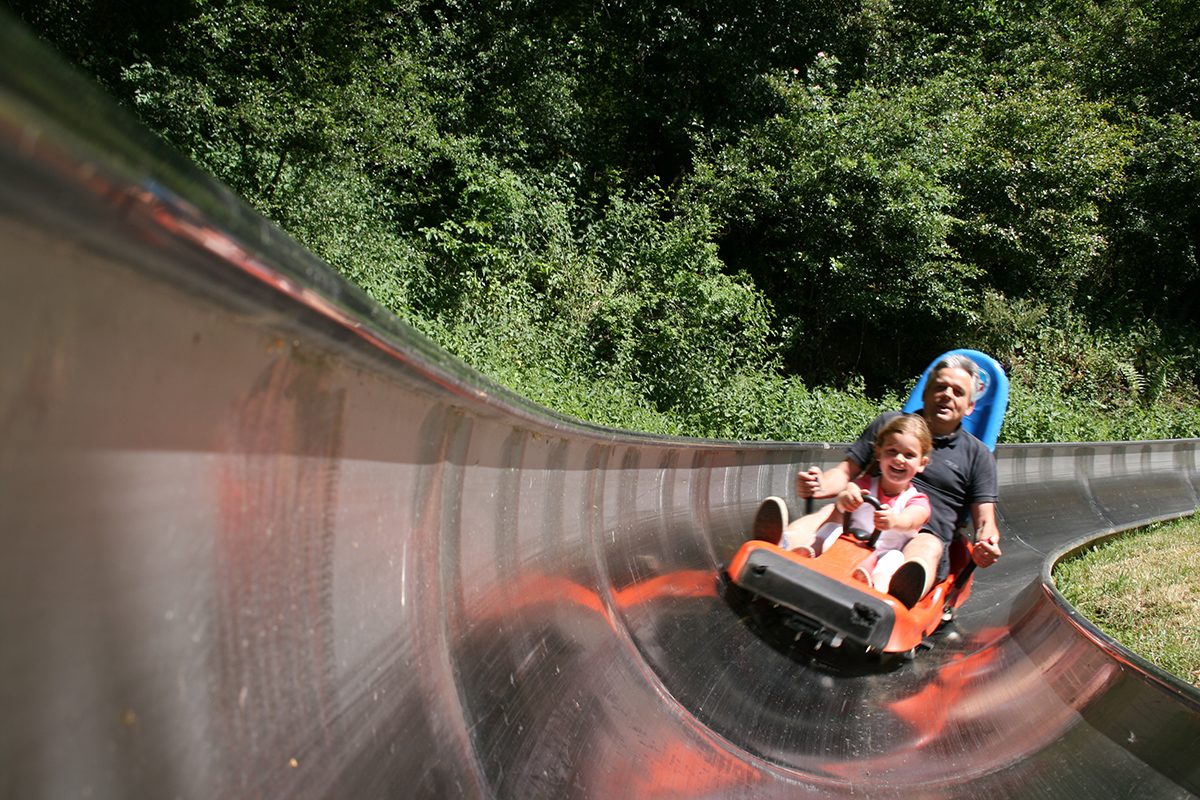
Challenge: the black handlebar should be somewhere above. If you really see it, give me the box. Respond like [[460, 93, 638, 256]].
[[860, 494, 884, 511], [844, 492, 884, 544]]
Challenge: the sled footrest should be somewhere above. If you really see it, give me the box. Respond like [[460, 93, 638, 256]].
[[734, 546, 895, 650]]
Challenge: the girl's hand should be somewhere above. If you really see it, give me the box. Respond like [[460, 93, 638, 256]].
[[836, 483, 863, 513], [873, 504, 895, 532]]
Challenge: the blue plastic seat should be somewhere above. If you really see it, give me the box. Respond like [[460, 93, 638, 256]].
[[901, 349, 1008, 451]]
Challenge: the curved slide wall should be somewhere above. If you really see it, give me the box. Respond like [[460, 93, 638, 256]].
[[2, 21, 1199, 800]]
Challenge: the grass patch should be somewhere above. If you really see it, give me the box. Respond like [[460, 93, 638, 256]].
[[1053, 516, 1200, 689]]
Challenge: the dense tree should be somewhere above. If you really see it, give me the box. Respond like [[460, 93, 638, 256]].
[[690, 68, 978, 387], [949, 83, 1131, 307], [7, 0, 1200, 440], [1101, 115, 1200, 323]]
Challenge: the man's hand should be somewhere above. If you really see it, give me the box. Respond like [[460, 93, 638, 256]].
[[796, 466, 823, 499], [970, 503, 1001, 567], [973, 534, 1002, 567]]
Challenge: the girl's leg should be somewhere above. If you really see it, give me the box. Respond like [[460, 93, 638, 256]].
[[889, 532, 942, 608], [852, 552, 879, 586], [780, 505, 839, 554], [812, 521, 843, 555], [871, 549, 906, 590]]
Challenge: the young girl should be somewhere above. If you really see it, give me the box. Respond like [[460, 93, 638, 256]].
[[780, 415, 933, 593]]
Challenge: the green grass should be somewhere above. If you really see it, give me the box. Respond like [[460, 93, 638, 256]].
[[1053, 516, 1200, 689]]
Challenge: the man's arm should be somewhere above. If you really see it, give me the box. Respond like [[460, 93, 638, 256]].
[[970, 501, 1001, 567], [796, 459, 861, 499], [797, 411, 891, 500]]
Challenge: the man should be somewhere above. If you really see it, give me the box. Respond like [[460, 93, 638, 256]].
[[768, 354, 1002, 608]]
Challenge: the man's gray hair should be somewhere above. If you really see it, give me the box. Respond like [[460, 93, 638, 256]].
[[934, 354, 983, 402]]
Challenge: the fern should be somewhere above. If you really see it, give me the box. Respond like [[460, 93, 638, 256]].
[[1117, 361, 1146, 398]]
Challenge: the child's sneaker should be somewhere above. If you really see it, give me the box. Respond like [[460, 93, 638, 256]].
[[790, 544, 816, 558], [752, 496, 788, 544], [889, 561, 931, 609]]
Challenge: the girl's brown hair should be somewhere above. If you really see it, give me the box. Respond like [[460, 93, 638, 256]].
[[875, 414, 932, 457]]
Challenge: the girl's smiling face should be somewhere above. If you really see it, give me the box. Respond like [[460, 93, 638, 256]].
[[876, 430, 930, 494]]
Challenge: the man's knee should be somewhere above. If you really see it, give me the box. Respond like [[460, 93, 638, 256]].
[[904, 531, 943, 564]]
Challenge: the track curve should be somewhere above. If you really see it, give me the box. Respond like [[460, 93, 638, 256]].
[[1, 17, 1198, 799]]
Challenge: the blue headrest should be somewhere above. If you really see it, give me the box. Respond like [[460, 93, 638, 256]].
[[901, 349, 1008, 451]]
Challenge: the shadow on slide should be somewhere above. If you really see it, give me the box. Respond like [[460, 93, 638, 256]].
[[1, 16, 1198, 799]]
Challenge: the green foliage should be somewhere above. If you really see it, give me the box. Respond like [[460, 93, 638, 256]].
[[684, 372, 898, 443], [10, 0, 1200, 443], [1036, 0, 1200, 118], [691, 69, 980, 388], [950, 83, 1132, 306], [1100, 114, 1200, 322], [115, 1, 385, 206], [968, 289, 1200, 441]]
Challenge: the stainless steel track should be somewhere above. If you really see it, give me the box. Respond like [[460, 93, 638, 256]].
[[1, 19, 1198, 799]]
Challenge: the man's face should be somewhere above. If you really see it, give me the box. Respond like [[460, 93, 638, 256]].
[[922, 367, 976, 431]]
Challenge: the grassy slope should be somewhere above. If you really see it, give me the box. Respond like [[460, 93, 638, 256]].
[[1053, 517, 1200, 688]]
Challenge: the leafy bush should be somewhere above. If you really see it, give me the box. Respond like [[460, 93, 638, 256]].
[[950, 83, 1132, 308], [1100, 114, 1200, 324], [691, 68, 980, 388], [12, 0, 1200, 445]]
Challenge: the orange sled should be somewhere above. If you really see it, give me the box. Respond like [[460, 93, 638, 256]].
[[726, 512, 976, 657]]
